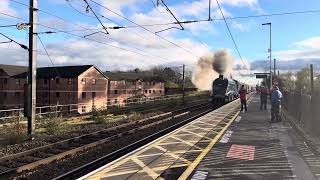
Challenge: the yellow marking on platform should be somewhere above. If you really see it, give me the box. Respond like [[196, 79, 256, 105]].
[[181, 129, 211, 140], [83, 100, 242, 180], [189, 123, 217, 128], [170, 136, 203, 150], [154, 145, 192, 164], [131, 157, 160, 179], [178, 111, 240, 180]]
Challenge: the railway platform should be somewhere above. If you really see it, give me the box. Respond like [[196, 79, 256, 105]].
[[79, 95, 320, 180]]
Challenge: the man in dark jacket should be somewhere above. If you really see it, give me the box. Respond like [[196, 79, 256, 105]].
[[239, 85, 247, 112], [260, 86, 268, 110]]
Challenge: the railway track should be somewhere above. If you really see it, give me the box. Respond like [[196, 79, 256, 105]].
[[0, 102, 212, 178], [54, 101, 237, 180]]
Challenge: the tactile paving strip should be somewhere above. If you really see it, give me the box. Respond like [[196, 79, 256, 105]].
[[80, 100, 240, 180]]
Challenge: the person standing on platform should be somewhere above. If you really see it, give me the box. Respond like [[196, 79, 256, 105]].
[[271, 86, 283, 122], [239, 85, 247, 112], [260, 86, 268, 110]]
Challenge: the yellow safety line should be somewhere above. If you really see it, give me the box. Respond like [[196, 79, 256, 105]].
[[180, 129, 213, 141], [178, 110, 240, 180], [154, 145, 192, 164], [131, 157, 160, 179], [170, 136, 203, 150]]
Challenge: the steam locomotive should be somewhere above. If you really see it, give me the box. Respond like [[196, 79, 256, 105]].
[[211, 75, 241, 106]]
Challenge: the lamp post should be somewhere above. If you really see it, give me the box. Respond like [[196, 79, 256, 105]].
[[274, 58, 276, 76], [262, 22, 272, 89]]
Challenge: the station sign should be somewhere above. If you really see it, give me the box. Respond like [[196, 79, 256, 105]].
[[256, 74, 267, 79]]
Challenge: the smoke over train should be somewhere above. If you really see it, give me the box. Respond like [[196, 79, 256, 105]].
[[192, 49, 249, 106]]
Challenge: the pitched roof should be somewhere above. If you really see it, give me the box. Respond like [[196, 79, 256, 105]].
[[0, 64, 28, 77], [104, 72, 164, 82], [13, 65, 108, 79]]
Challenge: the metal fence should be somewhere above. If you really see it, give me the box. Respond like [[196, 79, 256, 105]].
[[282, 91, 320, 137], [0, 92, 209, 121]]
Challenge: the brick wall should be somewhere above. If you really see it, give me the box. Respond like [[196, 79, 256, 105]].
[[0, 76, 26, 109], [77, 66, 108, 113], [108, 80, 165, 105]]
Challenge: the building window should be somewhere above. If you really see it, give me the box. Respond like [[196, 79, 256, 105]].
[[114, 90, 118, 94], [81, 78, 86, 84], [92, 79, 96, 85], [3, 92, 7, 98], [159, 90, 162, 94], [56, 78, 60, 84], [114, 99, 118, 104], [56, 92, 60, 98], [82, 92, 86, 99], [44, 79, 48, 84], [92, 92, 96, 98], [82, 106, 86, 113], [3, 78, 8, 84], [153, 90, 156, 93], [149, 90, 152, 93], [15, 92, 20, 97], [15, 79, 20, 85], [145, 90, 148, 93], [68, 78, 72, 85], [153, 82, 156, 85]]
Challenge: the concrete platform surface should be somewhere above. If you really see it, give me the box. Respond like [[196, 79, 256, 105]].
[[79, 99, 241, 180], [189, 95, 320, 180], [79, 95, 320, 180]]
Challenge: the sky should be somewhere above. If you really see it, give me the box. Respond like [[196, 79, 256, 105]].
[[0, 0, 320, 85]]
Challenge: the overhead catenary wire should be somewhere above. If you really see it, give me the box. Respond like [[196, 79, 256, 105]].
[[88, 0, 199, 58], [151, 0, 210, 50], [103, 9, 320, 29], [37, 34, 61, 77], [155, 0, 184, 33], [66, 0, 96, 18], [0, 32, 28, 50], [215, 0, 245, 65], [82, 0, 109, 34], [8, 0, 176, 65], [67, 0, 168, 49]]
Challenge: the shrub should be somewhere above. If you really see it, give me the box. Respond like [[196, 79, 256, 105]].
[[1, 116, 28, 145], [42, 110, 65, 135]]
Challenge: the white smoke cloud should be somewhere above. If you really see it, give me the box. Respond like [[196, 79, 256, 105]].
[[192, 49, 234, 90]]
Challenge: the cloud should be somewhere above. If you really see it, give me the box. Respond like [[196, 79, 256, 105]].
[[0, 0, 17, 18], [0, 29, 210, 71], [275, 36, 320, 61], [293, 37, 320, 49]]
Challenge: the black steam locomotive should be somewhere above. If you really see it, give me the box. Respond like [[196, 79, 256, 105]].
[[211, 75, 240, 106]]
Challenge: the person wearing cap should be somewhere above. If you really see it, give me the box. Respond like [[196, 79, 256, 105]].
[[270, 86, 283, 122]]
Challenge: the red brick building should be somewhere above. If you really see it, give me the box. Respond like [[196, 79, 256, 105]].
[[0, 64, 166, 113], [104, 72, 165, 105], [0, 64, 28, 109], [8, 65, 108, 113]]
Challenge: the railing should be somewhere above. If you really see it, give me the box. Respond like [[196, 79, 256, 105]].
[[282, 91, 320, 137], [0, 92, 209, 121]]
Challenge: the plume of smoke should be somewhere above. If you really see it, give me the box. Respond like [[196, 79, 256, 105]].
[[192, 49, 234, 90]]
